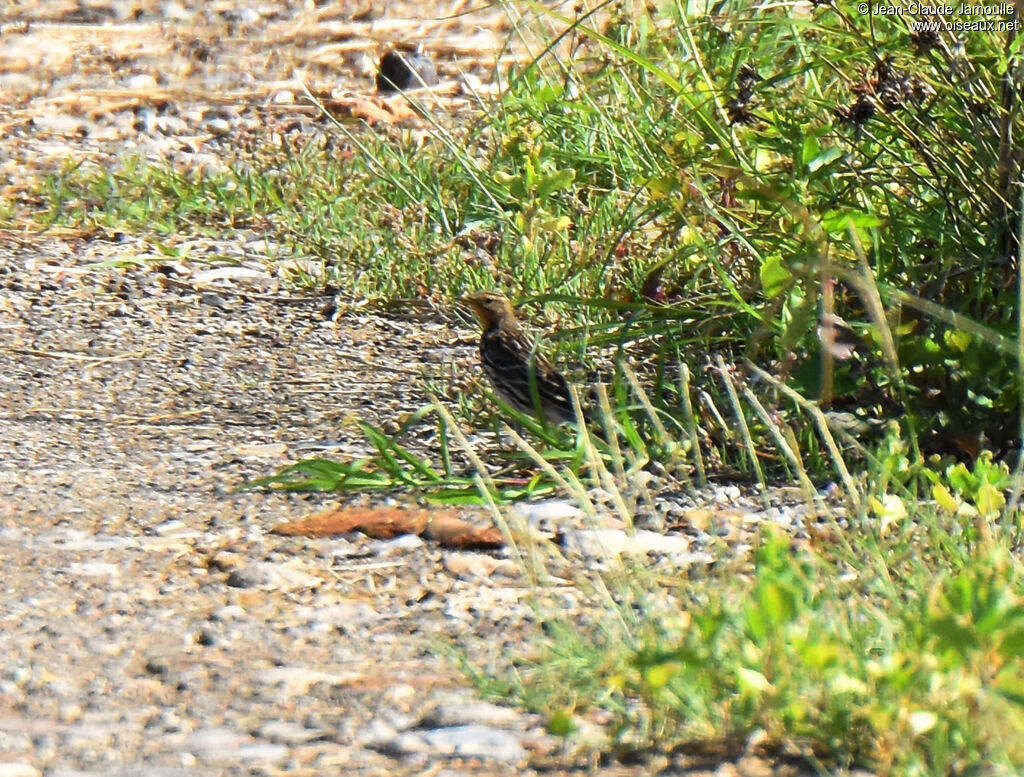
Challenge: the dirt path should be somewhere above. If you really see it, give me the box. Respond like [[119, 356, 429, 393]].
[[0, 3, 627, 774]]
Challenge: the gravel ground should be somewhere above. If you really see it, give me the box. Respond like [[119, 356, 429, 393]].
[[0, 2, 839, 775]]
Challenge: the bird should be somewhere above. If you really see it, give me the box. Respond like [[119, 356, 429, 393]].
[[462, 291, 579, 424]]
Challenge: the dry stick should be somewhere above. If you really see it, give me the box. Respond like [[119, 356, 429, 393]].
[[820, 262, 836, 408], [8, 347, 147, 363], [505, 424, 642, 638], [740, 385, 823, 513], [621, 363, 695, 493], [714, 355, 767, 502], [591, 383, 642, 531], [678, 362, 707, 490], [428, 395, 530, 574], [743, 360, 863, 512]]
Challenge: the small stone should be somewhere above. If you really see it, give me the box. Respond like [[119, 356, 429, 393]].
[[442, 552, 518, 579], [376, 49, 439, 92], [224, 562, 320, 591], [161, 1, 192, 20], [222, 7, 260, 24], [199, 291, 229, 310], [420, 725, 526, 762], [512, 499, 583, 529], [257, 720, 323, 744], [235, 742, 288, 764], [359, 718, 398, 747], [370, 534, 424, 556], [31, 115, 91, 136], [560, 528, 690, 560], [124, 74, 158, 91], [210, 604, 247, 622], [150, 519, 190, 537], [0, 527, 23, 543], [204, 118, 231, 136], [66, 561, 120, 579], [182, 726, 248, 755], [422, 701, 522, 728], [260, 666, 361, 695], [155, 115, 189, 135], [0, 765, 41, 777]]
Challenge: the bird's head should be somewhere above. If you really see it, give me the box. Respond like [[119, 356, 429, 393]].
[[462, 290, 517, 330]]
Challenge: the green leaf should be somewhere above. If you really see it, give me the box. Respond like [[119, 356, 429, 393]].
[[800, 133, 820, 167], [932, 483, 960, 513], [536, 167, 576, 199], [806, 146, 842, 174], [736, 666, 772, 696], [944, 329, 972, 352], [546, 709, 577, 737], [759, 254, 793, 299], [645, 661, 680, 689], [976, 481, 1005, 517], [820, 209, 883, 233]]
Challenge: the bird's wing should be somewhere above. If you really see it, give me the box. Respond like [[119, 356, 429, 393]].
[[481, 327, 574, 418]]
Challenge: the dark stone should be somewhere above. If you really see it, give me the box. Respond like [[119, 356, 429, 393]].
[[376, 49, 438, 93]]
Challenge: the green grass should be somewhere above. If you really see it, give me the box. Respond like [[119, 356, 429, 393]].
[[502, 518, 1024, 774], [9, 0, 1024, 772], [22, 0, 1021, 471]]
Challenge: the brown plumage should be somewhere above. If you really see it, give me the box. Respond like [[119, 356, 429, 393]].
[[463, 291, 577, 423]]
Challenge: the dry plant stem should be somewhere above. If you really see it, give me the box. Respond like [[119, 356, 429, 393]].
[[743, 360, 863, 512], [505, 426, 592, 518], [503, 431, 635, 628], [699, 389, 733, 446], [884, 287, 1018, 354], [621, 363, 694, 491], [820, 265, 836, 406], [678, 362, 707, 489], [429, 394, 528, 572], [740, 385, 822, 507], [575, 387, 634, 530], [715, 355, 767, 501], [995, 3, 1021, 261], [596, 382, 628, 491]]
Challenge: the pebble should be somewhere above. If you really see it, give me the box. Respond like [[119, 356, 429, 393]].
[[65, 561, 121, 579], [182, 726, 248, 755], [560, 528, 691, 560], [370, 534, 425, 555], [260, 666, 361, 695], [420, 725, 527, 762], [512, 498, 583, 530], [234, 742, 289, 764], [155, 116, 188, 135], [161, 1, 192, 21], [0, 766, 40, 777], [123, 74, 158, 91], [148, 519, 197, 538], [203, 118, 231, 136], [221, 7, 260, 24], [256, 720, 324, 744], [224, 561, 320, 591], [376, 49, 439, 92], [31, 115, 91, 136], [422, 700, 523, 728]]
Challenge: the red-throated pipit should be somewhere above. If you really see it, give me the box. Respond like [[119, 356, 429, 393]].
[[463, 291, 579, 423]]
